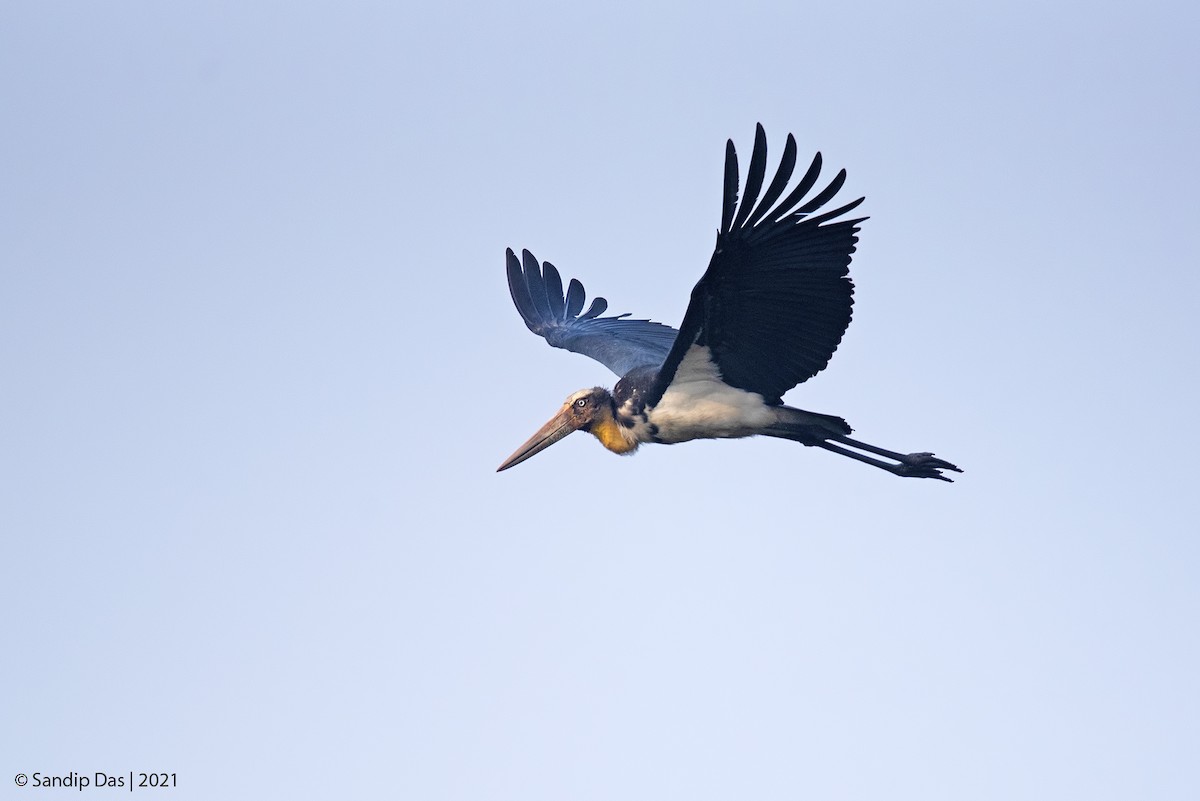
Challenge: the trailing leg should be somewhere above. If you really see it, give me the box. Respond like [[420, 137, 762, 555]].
[[765, 408, 962, 481], [818, 436, 961, 481]]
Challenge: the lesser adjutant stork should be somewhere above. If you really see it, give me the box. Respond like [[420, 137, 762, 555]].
[[498, 125, 961, 481]]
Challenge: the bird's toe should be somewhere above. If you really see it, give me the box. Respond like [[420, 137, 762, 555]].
[[890, 452, 962, 481], [903, 452, 962, 473]]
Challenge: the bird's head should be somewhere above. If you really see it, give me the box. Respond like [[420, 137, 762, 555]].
[[497, 387, 624, 471]]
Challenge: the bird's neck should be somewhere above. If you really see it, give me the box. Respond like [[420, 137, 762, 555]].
[[588, 412, 640, 454]]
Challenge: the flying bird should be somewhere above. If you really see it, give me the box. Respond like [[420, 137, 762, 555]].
[[498, 125, 961, 481]]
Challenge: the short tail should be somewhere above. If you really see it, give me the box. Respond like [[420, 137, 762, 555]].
[[765, 406, 852, 445]]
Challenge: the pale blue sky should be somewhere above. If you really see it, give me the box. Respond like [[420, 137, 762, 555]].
[[3, 1, 1199, 799]]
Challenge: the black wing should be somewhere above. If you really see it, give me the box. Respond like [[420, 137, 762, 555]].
[[646, 124, 866, 407], [506, 248, 680, 377]]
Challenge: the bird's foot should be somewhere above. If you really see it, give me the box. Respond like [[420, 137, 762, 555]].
[[891, 452, 963, 482]]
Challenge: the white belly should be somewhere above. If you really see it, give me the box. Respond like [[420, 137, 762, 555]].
[[645, 345, 776, 443]]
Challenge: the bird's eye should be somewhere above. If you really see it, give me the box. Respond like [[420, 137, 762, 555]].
[[575, 398, 588, 408]]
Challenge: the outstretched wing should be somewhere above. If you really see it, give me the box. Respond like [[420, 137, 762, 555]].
[[646, 124, 866, 407], [506, 248, 680, 377]]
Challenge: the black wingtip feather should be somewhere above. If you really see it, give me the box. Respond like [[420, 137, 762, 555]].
[[564, 278, 585, 319], [521, 249, 554, 322], [580, 297, 609, 319], [745, 133, 798, 229], [720, 139, 739, 235], [542, 261, 566, 320], [803, 197, 867, 228], [731, 124, 769, 232], [764, 152, 824, 223], [506, 248, 541, 332], [795, 169, 847, 216]]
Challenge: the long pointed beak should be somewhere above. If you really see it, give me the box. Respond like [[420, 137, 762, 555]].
[[496, 406, 577, 472]]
